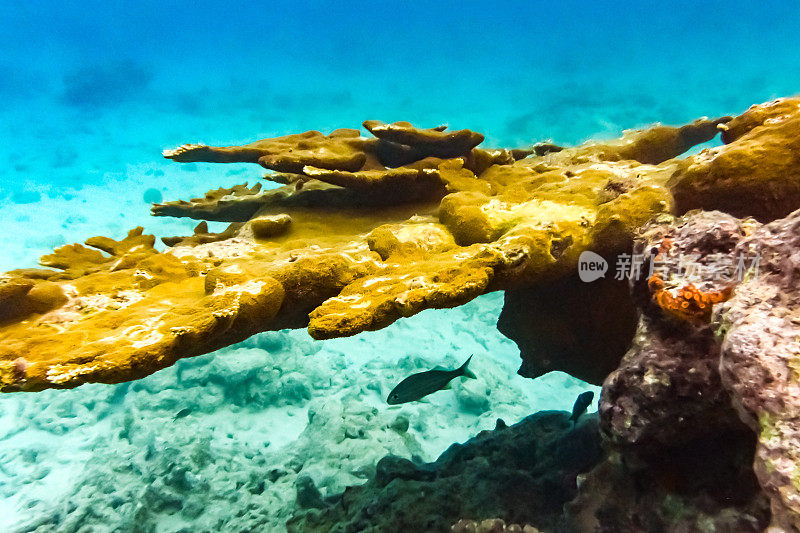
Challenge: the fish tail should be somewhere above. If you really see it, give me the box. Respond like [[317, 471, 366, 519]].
[[459, 354, 477, 379]]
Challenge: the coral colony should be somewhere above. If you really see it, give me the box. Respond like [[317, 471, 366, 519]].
[[3, 97, 800, 530]]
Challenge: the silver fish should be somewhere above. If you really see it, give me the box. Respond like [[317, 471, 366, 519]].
[[387, 355, 477, 405]]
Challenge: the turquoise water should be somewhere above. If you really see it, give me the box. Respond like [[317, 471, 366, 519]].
[[1, 2, 799, 531], [2, 1, 799, 268]]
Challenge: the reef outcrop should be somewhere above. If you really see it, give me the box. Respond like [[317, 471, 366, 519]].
[[567, 205, 800, 531], [497, 274, 637, 386], [717, 209, 800, 530], [573, 210, 770, 531], [670, 97, 800, 222], [286, 411, 603, 532]]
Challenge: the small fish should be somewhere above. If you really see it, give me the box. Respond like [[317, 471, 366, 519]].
[[387, 355, 477, 405], [173, 408, 192, 420], [569, 391, 595, 423]]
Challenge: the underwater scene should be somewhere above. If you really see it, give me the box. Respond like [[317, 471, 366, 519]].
[[2, 1, 800, 531]]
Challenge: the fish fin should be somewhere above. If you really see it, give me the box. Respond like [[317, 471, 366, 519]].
[[432, 365, 447, 371], [458, 354, 477, 379], [442, 383, 452, 390]]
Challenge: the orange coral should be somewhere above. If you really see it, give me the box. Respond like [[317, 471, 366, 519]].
[[648, 274, 732, 324], [655, 237, 674, 259]]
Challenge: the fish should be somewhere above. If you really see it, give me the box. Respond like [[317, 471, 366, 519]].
[[173, 408, 192, 420], [569, 391, 595, 423], [387, 355, 477, 405]]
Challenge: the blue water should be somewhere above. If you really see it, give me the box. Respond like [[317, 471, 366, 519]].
[[1, 2, 799, 530]]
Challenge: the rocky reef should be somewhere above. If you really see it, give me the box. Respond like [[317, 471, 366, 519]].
[[287, 411, 602, 532], [3, 96, 800, 530], [577, 211, 771, 531]]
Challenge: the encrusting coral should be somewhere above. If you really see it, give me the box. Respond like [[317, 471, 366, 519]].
[[647, 274, 733, 325], [669, 96, 800, 222], [0, 100, 797, 393]]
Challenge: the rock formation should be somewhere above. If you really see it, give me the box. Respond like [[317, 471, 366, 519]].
[[574, 211, 770, 531], [497, 274, 637, 385], [286, 412, 603, 532], [717, 210, 800, 530], [571, 203, 800, 530]]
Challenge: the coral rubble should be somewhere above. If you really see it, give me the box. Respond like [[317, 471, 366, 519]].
[[452, 518, 540, 533]]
